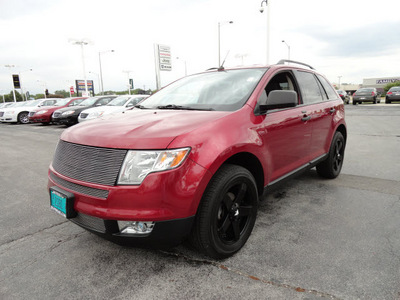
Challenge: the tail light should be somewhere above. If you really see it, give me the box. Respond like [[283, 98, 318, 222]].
[[387, 92, 393, 95], [371, 92, 375, 96]]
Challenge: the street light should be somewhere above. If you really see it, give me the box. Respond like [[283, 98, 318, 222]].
[[259, 0, 270, 64], [218, 21, 233, 66], [19, 68, 33, 101], [338, 76, 342, 90], [89, 71, 101, 95], [99, 50, 115, 95], [282, 40, 290, 60], [69, 38, 92, 97]]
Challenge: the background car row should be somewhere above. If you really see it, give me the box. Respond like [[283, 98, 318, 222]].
[[0, 95, 148, 126]]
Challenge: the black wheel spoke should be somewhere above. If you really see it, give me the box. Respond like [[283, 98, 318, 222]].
[[231, 218, 241, 241], [234, 183, 247, 204], [238, 205, 253, 217], [218, 213, 231, 233]]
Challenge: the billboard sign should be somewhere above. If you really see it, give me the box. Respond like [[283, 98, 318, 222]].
[[75, 80, 94, 96], [158, 45, 171, 71]]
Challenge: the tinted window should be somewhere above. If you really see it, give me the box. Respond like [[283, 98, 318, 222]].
[[295, 71, 323, 104], [316, 74, 338, 100]]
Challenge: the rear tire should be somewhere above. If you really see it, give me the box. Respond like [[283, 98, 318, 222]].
[[316, 132, 345, 179], [190, 164, 258, 259]]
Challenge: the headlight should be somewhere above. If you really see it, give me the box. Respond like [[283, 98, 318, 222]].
[[62, 110, 75, 116], [117, 148, 190, 185], [36, 110, 48, 115]]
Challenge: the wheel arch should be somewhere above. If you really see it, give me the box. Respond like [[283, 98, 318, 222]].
[[336, 124, 347, 144], [223, 152, 265, 197]]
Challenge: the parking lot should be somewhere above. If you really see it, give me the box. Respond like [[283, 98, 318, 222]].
[[1, 103, 400, 299]]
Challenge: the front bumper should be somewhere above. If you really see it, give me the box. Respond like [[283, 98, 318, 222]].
[[47, 159, 212, 245], [0, 113, 17, 122], [29, 115, 52, 123]]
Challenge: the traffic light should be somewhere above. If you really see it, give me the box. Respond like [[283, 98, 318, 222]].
[[45, 89, 49, 96]]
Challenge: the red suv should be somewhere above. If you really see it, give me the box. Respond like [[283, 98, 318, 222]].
[[48, 60, 346, 258]]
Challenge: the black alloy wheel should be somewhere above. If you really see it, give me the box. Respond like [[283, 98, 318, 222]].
[[316, 131, 345, 179], [190, 164, 258, 259]]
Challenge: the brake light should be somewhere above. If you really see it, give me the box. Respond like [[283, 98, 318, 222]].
[[371, 92, 375, 96], [387, 92, 392, 95]]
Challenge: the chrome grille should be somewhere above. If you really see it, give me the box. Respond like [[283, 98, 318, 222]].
[[29, 112, 35, 117], [49, 171, 109, 199], [0, 112, 4, 117], [80, 113, 88, 119], [52, 140, 127, 186], [53, 112, 61, 118]]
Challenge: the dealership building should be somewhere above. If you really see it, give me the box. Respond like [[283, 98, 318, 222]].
[[335, 76, 400, 94]]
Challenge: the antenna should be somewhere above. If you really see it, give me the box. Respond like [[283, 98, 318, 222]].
[[218, 50, 230, 71]]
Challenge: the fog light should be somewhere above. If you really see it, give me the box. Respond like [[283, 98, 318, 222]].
[[117, 221, 155, 235]]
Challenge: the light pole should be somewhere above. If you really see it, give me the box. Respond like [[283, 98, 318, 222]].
[[282, 40, 290, 60], [19, 68, 33, 101], [4, 64, 17, 102], [218, 21, 233, 66], [99, 50, 114, 95], [259, 0, 270, 64], [69, 39, 92, 96], [176, 57, 187, 76], [338, 76, 342, 90], [89, 71, 101, 95]]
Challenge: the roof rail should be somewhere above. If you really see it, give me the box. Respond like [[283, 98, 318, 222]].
[[277, 59, 315, 70]]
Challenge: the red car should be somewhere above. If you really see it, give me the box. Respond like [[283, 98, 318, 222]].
[[48, 60, 347, 258], [29, 97, 86, 124]]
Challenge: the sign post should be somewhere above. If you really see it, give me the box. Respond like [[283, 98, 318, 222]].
[[154, 44, 172, 90]]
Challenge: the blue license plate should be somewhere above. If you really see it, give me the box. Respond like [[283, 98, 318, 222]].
[[50, 189, 67, 217]]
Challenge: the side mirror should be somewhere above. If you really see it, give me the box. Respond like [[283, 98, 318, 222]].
[[260, 90, 297, 112]]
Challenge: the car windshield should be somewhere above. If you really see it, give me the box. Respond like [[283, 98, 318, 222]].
[[106, 96, 130, 107], [54, 99, 70, 106], [25, 100, 41, 106], [139, 68, 267, 111], [68, 99, 84, 106], [78, 97, 98, 106], [389, 87, 400, 92]]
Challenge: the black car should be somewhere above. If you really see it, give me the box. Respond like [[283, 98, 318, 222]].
[[52, 96, 117, 126], [385, 86, 400, 104], [337, 89, 350, 104], [352, 88, 380, 105]]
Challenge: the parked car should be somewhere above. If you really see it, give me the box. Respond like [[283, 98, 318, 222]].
[[385, 86, 400, 104], [78, 95, 148, 123], [336, 89, 350, 104], [0, 98, 58, 124], [29, 97, 86, 125], [52, 95, 117, 126], [48, 60, 347, 259], [352, 88, 380, 105]]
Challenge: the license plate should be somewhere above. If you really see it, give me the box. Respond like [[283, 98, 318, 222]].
[[360, 97, 366, 100], [50, 187, 76, 218]]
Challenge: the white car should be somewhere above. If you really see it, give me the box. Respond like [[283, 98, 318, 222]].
[[78, 95, 147, 122], [0, 98, 58, 124]]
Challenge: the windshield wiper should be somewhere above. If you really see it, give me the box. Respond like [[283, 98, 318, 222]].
[[157, 104, 214, 111], [134, 104, 149, 109]]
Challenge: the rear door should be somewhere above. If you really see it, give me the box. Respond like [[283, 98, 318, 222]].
[[294, 71, 340, 160]]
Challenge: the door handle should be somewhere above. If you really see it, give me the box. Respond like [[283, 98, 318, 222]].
[[330, 108, 336, 113], [301, 115, 311, 122]]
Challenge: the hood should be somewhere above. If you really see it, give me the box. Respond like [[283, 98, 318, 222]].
[[81, 106, 121, 114], [54, 105, 89, 113], [61, 109, 229, 149]]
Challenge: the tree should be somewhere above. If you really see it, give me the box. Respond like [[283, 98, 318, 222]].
[[54, 90, 70, 98], [384, 81, 400, 93]]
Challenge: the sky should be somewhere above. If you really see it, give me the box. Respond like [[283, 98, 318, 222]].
[[1, 0, 400, 96]]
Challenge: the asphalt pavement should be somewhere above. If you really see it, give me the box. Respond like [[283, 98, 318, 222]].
[[0, 103, 399, 299]]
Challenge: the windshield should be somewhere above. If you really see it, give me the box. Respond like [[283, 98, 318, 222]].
[[140, 68, 267, 111], [106, 96, 130, 106], [68, 99, 84, 106], [389, 87, 400, 92], [78, 97, 98, 106], [357, 88, 374, 93], [54, 98, 70, 106], [25, 100, 41, 106]]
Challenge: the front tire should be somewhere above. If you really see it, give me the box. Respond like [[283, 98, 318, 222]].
[[316, 132, 345, 179], [18, 112, 29, 124], [190, 164, 258, 259]]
